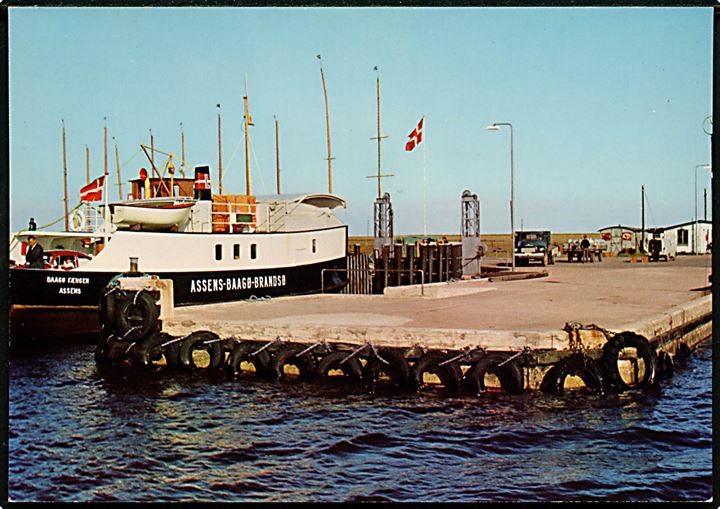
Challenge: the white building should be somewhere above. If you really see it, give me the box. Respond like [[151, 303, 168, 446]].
[[662, 220, 712, 254], [598, 220, 712, 255]]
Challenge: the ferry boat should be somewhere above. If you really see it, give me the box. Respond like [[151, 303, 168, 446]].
[[9, 165, 348, 338]]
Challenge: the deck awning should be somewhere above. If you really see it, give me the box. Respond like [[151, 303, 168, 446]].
[[255, 193, 347, 210]]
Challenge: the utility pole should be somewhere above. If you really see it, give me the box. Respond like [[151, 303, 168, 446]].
[[217, 104, 223, 194], [641, 185, 645, 253], [704, 188, 707, 221], [275, 115, 281, 195], [62, 120, 69, 231], [317, 55, 335, 193], [367, 66, 393, 198], [150, 129, 155, 176]]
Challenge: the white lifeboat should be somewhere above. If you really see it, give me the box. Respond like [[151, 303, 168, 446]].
[[107, 197, 195, 230]]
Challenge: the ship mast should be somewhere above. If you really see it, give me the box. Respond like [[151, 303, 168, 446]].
[[243, 76, 253, 196], [85, 145, 90, 230], [113, 137, 122, 200], [62, 119, 69, 231], [217, 103, 223, 194], [180, 122, 186, 178], [317, 55, 334, 194]]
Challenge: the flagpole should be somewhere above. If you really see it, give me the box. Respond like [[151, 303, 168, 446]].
[[422, 115, 427, 237]]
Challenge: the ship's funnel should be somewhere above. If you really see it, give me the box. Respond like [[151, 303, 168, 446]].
[[194, 165, 212, 200]]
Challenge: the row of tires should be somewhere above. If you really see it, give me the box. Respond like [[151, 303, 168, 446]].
[[94, 328, 680, 395]]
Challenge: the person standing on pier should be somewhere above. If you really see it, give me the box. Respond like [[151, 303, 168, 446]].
[[580, 235, 591, 263], [25, 236, 45, 269]]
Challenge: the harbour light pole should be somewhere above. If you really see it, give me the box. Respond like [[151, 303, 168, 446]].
[[694, 163, 711, 254], [487, 122, 515, 272]]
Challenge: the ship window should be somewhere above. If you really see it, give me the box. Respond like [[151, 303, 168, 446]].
[[250, 243, 257, 259], [215, 244, 223, 261], [233, 244, 240, 260], [312, 239, 317, 253]]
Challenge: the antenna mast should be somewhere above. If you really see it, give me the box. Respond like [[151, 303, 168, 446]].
[[114, 137, 122, 200], [180, 122, 186, 178]]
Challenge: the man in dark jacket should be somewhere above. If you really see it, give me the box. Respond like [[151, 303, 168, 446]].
[[25, 236, 45, 269]]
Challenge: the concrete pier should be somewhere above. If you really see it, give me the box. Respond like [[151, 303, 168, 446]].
[[162, 256, 711, 352]]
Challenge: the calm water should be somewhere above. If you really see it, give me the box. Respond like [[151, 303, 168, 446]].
[[7, 339, 713, 502]]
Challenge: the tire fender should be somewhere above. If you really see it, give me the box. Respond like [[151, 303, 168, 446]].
[[600, 332, 658, 392], [178, 331, 226, 370], [115, 290, 159, 342], [225, 341, 272, 378], [463, 352, 524, 395], [362, 348, 412, 390], [269, 344, 318, 380], [315, 351, 363, 380], [539, 352, 605, 395], [411, 351, 462, 391]]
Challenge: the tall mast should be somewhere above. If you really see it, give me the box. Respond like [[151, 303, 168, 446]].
[[149, 129, 155, 177], [85, 145, 90, 230], [114, 137, 122, 200], [180, 122, 186, 178], [243, 76, 253, 196], [275, 115, 281, 195], [62, 119, 69, 231], [367, 66, 392, 198], [103, 117, 108, 178], [317, 55, 334, 193], [217, 103, 223, 194]]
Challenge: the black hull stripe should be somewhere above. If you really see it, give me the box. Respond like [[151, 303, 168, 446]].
[[10, 257, 348, 308]]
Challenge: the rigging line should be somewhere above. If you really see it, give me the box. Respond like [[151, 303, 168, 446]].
[[248, 130, 268, 196], [222, 136, 245, 180], [37, 202, 83, 230], [644, 190, 657, 229]]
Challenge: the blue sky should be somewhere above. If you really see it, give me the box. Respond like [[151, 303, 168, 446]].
[[8, 6, 713, 235]]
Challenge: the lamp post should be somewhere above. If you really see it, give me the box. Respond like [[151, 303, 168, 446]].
[[487, 122, 515, 272], [694, 163, 711, 254]]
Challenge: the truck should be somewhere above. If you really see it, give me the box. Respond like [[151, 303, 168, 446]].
[[514, 230, 556, 266], [643, 231, 676, 262]]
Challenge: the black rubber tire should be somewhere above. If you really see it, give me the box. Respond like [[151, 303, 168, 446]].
[[177, 331, 226, 370], [269, 344, 318, 380], [104, 339, 133, 366], [463, 352, 524, 395], [115, 290, 159, 342], [411, 351, 462, 391], [98, 287, 119, 334], [362, 348, 412, 391], [315, 351, 363, 381], [129, 333, 176, 368], [539, 352, 605, 395], [225, 342, 272, 378], [600, 332, 658, 392]]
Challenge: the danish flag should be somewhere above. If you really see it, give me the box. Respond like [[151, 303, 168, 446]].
[[80, 176, 106, 202], [405, 117, 424, 152]]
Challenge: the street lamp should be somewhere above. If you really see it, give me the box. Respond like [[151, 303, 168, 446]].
[[487, 122, 515, 272], [694, 163, 711, 254]]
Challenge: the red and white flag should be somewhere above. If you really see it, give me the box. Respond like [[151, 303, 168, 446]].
[[405, 117, 424, 152], [80, 175, 106, 202]]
